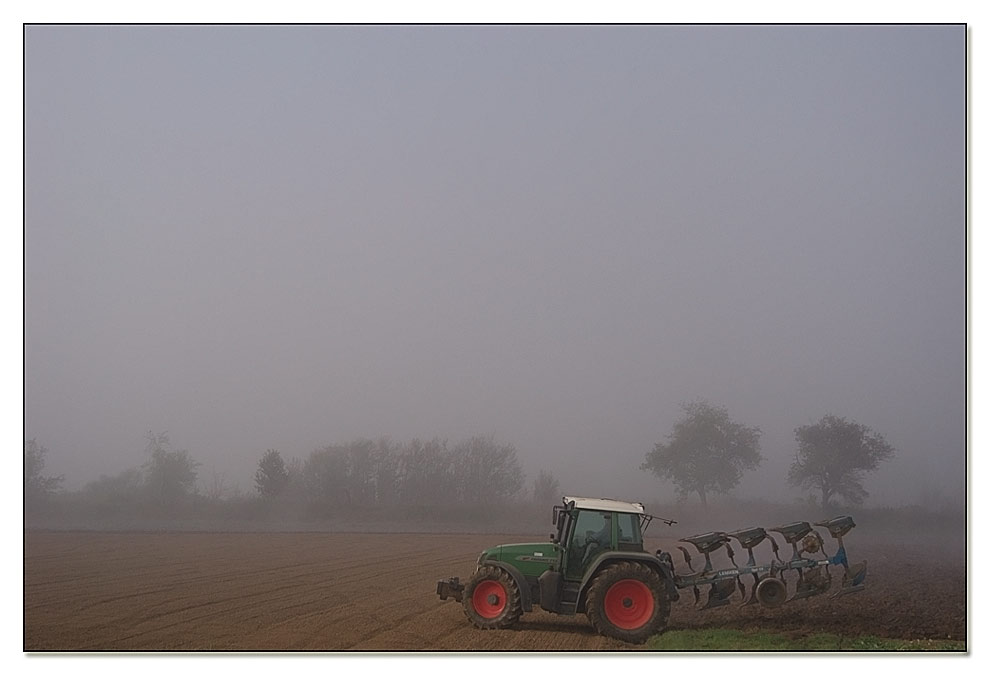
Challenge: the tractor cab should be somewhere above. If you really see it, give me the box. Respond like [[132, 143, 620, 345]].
[[552, 497, 650, 580]]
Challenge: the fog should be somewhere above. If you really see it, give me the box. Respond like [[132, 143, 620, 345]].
[[24, 25, 964, 513]]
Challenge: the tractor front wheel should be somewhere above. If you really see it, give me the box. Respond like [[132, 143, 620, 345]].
[[462, 565, 523, 629], [586, 562, 669, 643]]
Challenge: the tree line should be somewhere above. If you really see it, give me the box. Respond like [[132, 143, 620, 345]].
[[23, 432, 561, 521], [24, 402, 897, 521], [255, 435, 532, 515]]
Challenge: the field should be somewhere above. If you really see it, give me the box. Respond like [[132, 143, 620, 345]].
[[23, 529, 966, 651]]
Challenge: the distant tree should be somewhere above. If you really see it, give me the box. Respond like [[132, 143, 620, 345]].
[[255, 449, 289, 500], [301, 446, 351, 511], [285, 456, 304, 494], [295, 440, 401, 512], [332, 438, 401, 507], [81, 468, 144, 513], [396, 438, 453, 508], [205, 468, 230, 501], [532, 470, 561, 507], [338, 440, 376, 506], [24, 439, 63, 507], [143, 431, 199, 507], [369, 439, 401, 507], [450, 435, 525, 507], [788, 414, 895, 509], [641, 401, 762, 508]]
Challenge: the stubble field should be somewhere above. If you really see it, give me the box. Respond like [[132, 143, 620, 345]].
[[23, 529, 965, 651]]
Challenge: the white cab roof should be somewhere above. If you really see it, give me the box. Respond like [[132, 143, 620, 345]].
[[563, 496, 645, 514]]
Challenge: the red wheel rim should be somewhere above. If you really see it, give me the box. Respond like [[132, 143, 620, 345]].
[[604, 579, 654, 630], [472, 580, 507, 619]]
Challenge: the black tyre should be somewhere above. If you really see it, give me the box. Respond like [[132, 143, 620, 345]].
[[585, 561, 670, 644], [462, 565, 523, 629]]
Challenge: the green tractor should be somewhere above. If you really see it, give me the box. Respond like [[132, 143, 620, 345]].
[[436, 496, 867, 644], [437, 496, 679, 643]]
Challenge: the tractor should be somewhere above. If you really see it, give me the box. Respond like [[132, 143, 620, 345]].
[[436, 496, 868, 644]]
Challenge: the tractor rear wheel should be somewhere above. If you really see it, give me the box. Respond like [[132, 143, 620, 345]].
[[462, 565, 523, 629], [586, 562, 669, 643]]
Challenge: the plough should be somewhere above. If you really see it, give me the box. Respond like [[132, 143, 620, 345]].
[[436, 497, 869, 643], [665, 515, 868, 610]]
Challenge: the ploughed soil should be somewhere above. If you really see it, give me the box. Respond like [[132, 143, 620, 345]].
[[23, 529, 965, 651]]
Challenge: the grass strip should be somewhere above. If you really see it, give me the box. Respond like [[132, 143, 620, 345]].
[[646, 628, 965, 652]]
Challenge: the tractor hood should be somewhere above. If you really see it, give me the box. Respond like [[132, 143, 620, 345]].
[[479, 542, 560, 576]]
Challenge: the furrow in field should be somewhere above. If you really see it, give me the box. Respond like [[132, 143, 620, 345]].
[[25, 530, 964, 650]]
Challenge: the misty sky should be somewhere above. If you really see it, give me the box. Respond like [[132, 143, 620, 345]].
[[24, 25, 964, 506]]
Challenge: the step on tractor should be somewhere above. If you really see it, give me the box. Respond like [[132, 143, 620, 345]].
[[436, 496, 868, 644]]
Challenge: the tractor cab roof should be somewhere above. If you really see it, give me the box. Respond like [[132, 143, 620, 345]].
[[562, 496, 646, 514]]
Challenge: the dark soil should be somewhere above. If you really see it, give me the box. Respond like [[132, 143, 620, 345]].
[[24, 529, 966, 650]]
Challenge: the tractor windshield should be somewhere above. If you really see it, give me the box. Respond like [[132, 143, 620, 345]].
[[615, 512, 643, 550]]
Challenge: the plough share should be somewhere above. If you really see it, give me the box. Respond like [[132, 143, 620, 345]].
[[665, 515, 868, 610]]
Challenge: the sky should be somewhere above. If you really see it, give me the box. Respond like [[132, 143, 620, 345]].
[[23, 24, 965, 506]]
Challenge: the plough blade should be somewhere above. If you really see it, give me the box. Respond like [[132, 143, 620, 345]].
[[700, 579, 736, 610], [667, 515, 866, 613], [832, 560, 868, 598], [788, 566, 831, 602], [846, 560, 868, 585], [833, 584, 866, 598]]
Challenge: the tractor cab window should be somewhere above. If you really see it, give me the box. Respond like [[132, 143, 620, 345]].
[[566, 510, 615, 578], [615, 513, 643, 551]]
